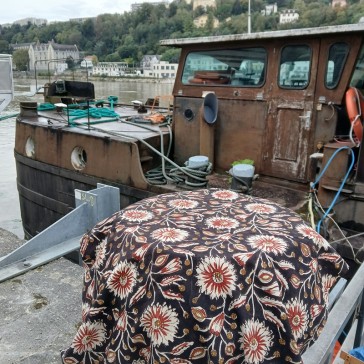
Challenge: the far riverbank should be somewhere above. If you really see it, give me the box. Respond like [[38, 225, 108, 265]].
[[13, 70, 175, 84]]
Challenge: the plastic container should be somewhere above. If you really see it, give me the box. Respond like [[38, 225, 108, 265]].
[[229, 164, 255, 193], [188, 155, 209, 169], [232, 164, 255, 178]]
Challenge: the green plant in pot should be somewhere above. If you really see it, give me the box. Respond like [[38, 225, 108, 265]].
[[231, 159, 254, 167]]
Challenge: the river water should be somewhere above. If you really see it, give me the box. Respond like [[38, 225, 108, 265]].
[[0, 78, 174, 239]]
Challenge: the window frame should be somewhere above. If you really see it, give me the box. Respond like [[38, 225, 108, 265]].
[[325, 42, 350, 90]]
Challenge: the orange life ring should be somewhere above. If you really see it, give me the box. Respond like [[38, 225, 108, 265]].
[[345, 87, 364, 142]]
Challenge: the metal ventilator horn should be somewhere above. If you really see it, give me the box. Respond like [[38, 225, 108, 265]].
[[200, 92, 218, 167], [203, 92, 218, 124]]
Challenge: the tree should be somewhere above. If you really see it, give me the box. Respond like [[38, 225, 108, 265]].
[[12, 49, 29, 71], [205, 12, 216, 33], [232, 0, 245, 15], [91, 55, 99, 65], [65, 56, 75, 70], [194, 6, 206, 17], [161, 48, 181, 63], [0, 39, 9, 54], [105, 52, 121, 62]]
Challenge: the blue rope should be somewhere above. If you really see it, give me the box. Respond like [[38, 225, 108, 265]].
[[311, 146, 355, 233]]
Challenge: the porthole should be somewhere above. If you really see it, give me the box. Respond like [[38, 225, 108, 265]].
[[25, 137, 35, 158], [71, 146, 87, 171], [184, 108, 194, 121]]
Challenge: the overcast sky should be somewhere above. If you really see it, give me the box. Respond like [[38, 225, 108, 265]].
[[1, 0, 164, 24]]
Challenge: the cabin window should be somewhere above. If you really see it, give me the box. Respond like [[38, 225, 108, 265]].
[[182, 47, 267, 87], [325, 42, 349, 89], [350, 44, 364, 91], [278, 45, 311, 89]]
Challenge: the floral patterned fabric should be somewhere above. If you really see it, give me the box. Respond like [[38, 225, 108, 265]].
[[61, 188, 348, 364]]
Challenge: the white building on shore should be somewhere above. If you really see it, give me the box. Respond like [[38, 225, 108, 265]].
[[92, 62, 129, 77], [279, 9, 299, 24], [143, 61, 178, 79]]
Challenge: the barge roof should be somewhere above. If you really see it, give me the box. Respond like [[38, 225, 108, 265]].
[[160, 23, 364, 46]]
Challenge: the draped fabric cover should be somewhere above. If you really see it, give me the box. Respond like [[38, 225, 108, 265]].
[[61, 189, 348, 364]]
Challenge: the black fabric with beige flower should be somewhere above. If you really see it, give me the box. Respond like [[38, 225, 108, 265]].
[[61, 188, 348, 364]]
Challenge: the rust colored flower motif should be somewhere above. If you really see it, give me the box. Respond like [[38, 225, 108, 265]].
[[94, 239, 107, 269], [151, 228, 189, 243], [286, 298, 308, 341], [121, 209, 154, 222], [140, 303, 179, 347], [115, 308, 127, 331], [245, 203, 277, 214], [196, 256, 237, 299], [209, 311, 225, 336], [296, 224, 329, 248], [81, 303, 105, 321], [80, 234, 90, 257], [71, 321, 106, 354], [191, 306, 207, 322], [206, 216, 239, 230], [168, 198, 199, 209], [131, 359, 146, 364], [211, 190, 239, 200], [62, 189, 348, 364], [239, 319, 273, 364], [321, 274, 338, 303], [107, 260, 138, 299], [310, 304, 324, 319], [158, 257, 183, 274], [247, 235, 288, 255], [81, 303, 90, 322]]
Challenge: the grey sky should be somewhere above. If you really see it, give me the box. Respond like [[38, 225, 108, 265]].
[[1, 0, 164, 24]]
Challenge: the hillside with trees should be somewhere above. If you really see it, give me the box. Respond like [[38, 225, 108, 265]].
[[1, 0, 364, 68]]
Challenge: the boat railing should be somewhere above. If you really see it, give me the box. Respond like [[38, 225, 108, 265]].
[[34, 57, 91, 90], [302, 262, 364, 363]]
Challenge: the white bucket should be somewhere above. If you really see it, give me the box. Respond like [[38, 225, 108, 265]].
[[232, 164, 255, 178], [188, 155, 209, 169]]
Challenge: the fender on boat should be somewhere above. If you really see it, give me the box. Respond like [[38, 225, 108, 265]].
[[345, 86, 364, 142]]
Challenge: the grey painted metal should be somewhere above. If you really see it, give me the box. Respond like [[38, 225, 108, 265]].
[[302, 262, 364, 364], [160, 23, 364, 46], [0, 183, 120, 282], [0, 54, 13, 113], [354, 291, 364, 348], [328, 277, 347, 310]]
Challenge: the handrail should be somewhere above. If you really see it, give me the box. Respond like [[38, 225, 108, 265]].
[[302, 262, 364, 363]]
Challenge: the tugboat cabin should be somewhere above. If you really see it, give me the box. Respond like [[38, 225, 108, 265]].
[[14, 24, 364, 240], [161, 23, 364, 231]]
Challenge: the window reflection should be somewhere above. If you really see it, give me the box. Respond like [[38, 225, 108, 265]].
[[279, 45, 311, 89], [182, 48, 267, 87], [350, 44, 364, 92], [325, 43, 349, 89]]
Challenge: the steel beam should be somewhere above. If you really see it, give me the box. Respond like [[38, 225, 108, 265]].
[[0, 184, 120, 282]]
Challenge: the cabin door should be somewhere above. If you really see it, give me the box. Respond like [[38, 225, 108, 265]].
[[262, 40, 319, 182]]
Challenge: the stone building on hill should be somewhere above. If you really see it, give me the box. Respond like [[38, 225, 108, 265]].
[[28, 41, 79, 73]]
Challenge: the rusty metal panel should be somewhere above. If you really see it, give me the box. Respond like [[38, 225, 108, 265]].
[[173, 97, 202, 165], [214, 99, 267, 172], [274, 108, 301, 162]]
